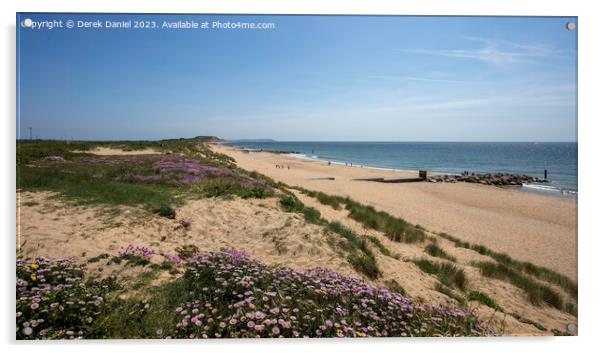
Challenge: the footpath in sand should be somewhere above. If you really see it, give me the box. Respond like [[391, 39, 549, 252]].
[[212, 144, 578, 280]]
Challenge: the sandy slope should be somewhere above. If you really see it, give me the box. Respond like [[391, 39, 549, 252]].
[[16, 192, 352, 277], [16, 190, 575, 335], [212, 144, 578, 280]]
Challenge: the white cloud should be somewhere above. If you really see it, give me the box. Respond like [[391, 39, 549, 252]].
[[401, 36, 568, 65]]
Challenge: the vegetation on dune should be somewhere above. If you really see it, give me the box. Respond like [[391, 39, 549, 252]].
[[425, 243, 457, 262], [279, 194, 381, 279], [414, 259, 467, 291], [16, 257, 118, 339], [434, 284, 466, 306], [294, 186, 577, 318], [365, 235, 400, 259], [437, 232, 577, 302], [473, 261, 565, 310], [466, 291, 501, 311], [16, 138, 577, 335], [510, 312, 547, 332], [16, 139, 273, 213], [296, 188, 426, 244], [16, 250, 492, 339]]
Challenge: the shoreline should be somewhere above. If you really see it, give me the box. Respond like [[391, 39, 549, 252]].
[[226, 144, 577, 199], [212, 144, 578, 280]]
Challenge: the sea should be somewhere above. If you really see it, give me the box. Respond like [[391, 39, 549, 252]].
[[225, 141, 578, 198]]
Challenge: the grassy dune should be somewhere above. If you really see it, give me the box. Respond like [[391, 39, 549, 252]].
[[16, 138, 577, 338]]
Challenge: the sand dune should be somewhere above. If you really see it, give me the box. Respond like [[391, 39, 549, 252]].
[[18, 190, 573, 335], [212, 144, 578, 280]]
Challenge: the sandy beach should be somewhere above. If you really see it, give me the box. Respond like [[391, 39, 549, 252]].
[[16, 145, 578, 335], [212, 144, 578, 280]]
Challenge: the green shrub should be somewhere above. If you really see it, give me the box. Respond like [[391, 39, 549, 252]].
[[152, 204, 176, 219]]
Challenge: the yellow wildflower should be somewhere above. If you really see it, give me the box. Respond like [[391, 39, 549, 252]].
[[30, 274, 37, 281], [30, 263, 38, 270]]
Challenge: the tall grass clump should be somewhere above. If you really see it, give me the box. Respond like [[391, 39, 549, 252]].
[[414, 259, 467, 291], [301, 190, 343, 210], [466, 291, 501, 311], [279, 195, 380, 279], [326, 222, 380, 279], [438, 232, 577, 301], [293, 186, 426, 244], [425, 243, 456, 262], [344, 200, 425, 244], [366, 235, 399, 259], [434, 284, 466, 306], [509, 313, 547, 332], [474, 262, 564, 310]]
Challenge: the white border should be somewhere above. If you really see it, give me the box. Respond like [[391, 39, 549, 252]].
[[2, 1, 601, 352]]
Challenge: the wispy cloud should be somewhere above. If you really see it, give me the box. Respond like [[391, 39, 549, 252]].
[[401, 36, 567, 65], [370, 75, 476, 84]]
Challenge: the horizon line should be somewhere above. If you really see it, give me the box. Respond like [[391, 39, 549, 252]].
[[16, 138, 578, 143]]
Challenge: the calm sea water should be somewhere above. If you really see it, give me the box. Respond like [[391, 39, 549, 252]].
[[226, 141, 578, 194]]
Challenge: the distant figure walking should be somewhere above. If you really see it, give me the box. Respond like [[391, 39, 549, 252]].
[[287, 165, 290, 170], [328, 161, 331, 166], [544, 169, 548, 180]]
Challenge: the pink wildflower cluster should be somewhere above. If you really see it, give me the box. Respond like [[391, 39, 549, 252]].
[[16, 257, 109, 340], [119, 244, 155, 257], [167, 250, 491, 338], [162, 253, 182, 264]]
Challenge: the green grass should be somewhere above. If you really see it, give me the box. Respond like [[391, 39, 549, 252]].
[[347, 252, 381, 280], [109, 254, 151, 267], [88, 253, 110, 263], [473, 261, 565, 310], [438, 232, 577, 301], [152, 204, 176, 219], [414, 259, 467, 291], [17, 139, 274, 215], [195, 177, 272, 199], [90, 276, 190, 338], [510, 312, 547, 332], [366, 235, 400, 259], [467, 290, 501, 311], [16, 140, 94, 165], [425, 243, 457, 262], [345, 200, 426, 243], [299, 189, 343, 210], [295, 187, 426, 244], [435, 283, 466, 305], [279, 194, 381, 279]]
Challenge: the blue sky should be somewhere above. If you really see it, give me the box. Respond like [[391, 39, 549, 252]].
[[17, 14, 577, 141]]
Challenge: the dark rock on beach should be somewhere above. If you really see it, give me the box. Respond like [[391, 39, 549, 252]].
[[426, 172, 546, 186]]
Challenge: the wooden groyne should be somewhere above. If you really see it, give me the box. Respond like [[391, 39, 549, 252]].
[[352, 170, 427, 183]]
